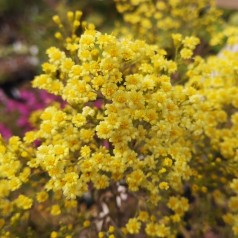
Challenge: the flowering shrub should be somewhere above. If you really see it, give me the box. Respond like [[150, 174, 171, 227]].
[[1, 2, 238, 238]]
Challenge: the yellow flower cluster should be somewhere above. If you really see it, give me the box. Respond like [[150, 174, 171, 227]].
[[1, 2, 238, 237], [114, 0, 221, 47], [186, 38, 238, 235], [32, 17, 208, 208]]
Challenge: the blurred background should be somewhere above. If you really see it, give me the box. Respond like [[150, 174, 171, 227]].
[[0, 0, 237, 138], [217, 0, 238, 9]]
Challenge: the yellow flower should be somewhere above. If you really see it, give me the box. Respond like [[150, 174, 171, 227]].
[[15, 195, 32, 210], [96, 122, 112, 139], [126, 218, 141, 234], [36, 191, 49, 203], [72, 114, 86, 128], [52, 15, 61, 25], [127, 170, 145, 191], [138, 211, 149, 222], [47, 47, 65, 64], [9, 177, 21, 191], [229, 197, 238, 212], [183, 36, 200, 50], [92, 175, 109, 189], [159, 182, 169, 190], [231, 179, 238, 194], [61, 58, 74, 72], [51, 204, 61, 216], [109, 226, 115, 233], [98, 232, 104, 238], [80, 145, 91, 158], [172, 33, 182, 45], [83, 220, 91, 228], [50, 231, 58, 238], [180, 48, 193, 59], [145, 222, 158, 236]]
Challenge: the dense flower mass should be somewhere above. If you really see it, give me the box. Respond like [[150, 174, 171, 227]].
[[1, 1, 238, 237]]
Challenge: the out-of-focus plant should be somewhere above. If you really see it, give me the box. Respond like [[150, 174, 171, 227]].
[[114, 0, 222, 49], [0, 89, 61, 138], [0, 0, 118, 59], [0, 2, 238, 238]]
